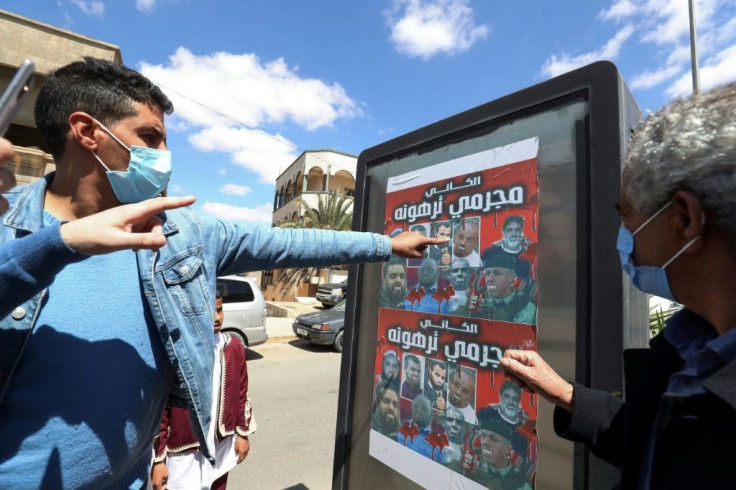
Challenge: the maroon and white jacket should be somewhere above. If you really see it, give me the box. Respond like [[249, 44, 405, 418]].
[[155, 333, 256, 460]]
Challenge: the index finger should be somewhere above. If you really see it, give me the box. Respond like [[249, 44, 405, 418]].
[[423, 237, 450, 245], [125, 196, 197, 220]]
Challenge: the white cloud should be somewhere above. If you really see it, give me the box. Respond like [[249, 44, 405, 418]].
[[219, 183, 252, 196], [139, 48, 361, 131], [546, 0, 735, 95], [666, 45, 693, 66], [218, 168, 227, 176], [201, 202, 273, 224], [666, 42, 736, 97], [599, 0, 720, 45], [630, 64, 683, 89], [188, 125, 297, 183], [136, 0, 156, 12], [168, 183, 184, 193], [540, 25, 634, 78], [597, 0, 640, 21], [386, 0, 488, 60], [69, 0, 104, 17]]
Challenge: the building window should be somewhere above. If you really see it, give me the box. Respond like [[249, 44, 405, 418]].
[[262, 269, 274, 287]]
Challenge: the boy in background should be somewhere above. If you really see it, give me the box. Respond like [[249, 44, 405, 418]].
[[152, 291, 255, 489]]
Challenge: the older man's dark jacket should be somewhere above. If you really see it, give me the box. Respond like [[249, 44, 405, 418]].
[[553, 309, 736, 489]]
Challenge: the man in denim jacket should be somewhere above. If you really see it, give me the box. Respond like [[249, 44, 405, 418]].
[[0, 58, 442, 489]]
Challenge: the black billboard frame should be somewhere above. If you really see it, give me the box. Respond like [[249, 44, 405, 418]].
[[333, 61, 645, 490]]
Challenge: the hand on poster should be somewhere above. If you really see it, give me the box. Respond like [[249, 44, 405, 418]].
[[500, 350, 574, 412], [390, 231, 448, 258]]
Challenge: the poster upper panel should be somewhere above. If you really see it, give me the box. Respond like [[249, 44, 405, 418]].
[[370, 137, 540, 490]]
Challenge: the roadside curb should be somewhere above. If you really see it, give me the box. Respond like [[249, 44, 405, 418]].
[[265, 335, 297, 344]]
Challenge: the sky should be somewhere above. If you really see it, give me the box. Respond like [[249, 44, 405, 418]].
[[5, 0, 736, 224]]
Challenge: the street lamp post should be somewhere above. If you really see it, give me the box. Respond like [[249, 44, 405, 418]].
[[689, 0, 701, 95]]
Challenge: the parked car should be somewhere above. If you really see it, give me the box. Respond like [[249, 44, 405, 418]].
[[216, 275, 268, 347], [315, 279, 348, 308], [292, 297, 346, 352]]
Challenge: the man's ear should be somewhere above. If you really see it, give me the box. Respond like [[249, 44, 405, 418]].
[[670, 190, 704, 253], [68, 112, 99, 152]]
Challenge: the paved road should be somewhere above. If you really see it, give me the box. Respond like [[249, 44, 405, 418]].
[[227, 338, 342, 490]]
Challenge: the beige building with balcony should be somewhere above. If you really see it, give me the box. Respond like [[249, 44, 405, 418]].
[[271, 149, 356, 224], [261, 150, 357, 301], [0, 9, 121, 186]]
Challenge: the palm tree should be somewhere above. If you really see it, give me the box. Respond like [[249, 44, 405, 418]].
[[275, 192, 354, 293]]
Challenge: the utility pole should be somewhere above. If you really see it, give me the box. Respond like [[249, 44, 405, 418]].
[[688, 0, 701, 95]]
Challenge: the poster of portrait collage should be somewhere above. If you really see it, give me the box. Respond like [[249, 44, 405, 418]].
[[369, 138, 539, 489]]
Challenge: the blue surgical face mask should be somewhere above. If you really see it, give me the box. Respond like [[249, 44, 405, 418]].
[[617, 201, 702, 301], [90, 120, 172, 204]]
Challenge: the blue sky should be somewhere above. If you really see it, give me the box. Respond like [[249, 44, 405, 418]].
[[5, 0, 736, 224]]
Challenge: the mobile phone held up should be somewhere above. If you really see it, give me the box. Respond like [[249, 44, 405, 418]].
[[0, 59, 35, 137]]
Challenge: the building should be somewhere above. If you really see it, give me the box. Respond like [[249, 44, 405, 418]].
[[0, 9, 121, 187], [261, 150, 357, 301]]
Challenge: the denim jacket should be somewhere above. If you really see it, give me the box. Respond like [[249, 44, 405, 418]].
[[0, 174, 391, 461]]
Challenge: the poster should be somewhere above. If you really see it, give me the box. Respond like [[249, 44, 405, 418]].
[[369, 137, 539, 489]]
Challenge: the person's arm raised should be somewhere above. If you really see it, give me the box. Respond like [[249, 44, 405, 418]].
[[390, 231, 449, 259]]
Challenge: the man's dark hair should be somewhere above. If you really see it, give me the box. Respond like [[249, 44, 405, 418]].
[[376, 383, 398, 401], [500, 380, 521, 397], [432, 220, 451, 235], [404, 354, 420, 368], [502, 215, 524, 230], [35, 57, 174, 159], [382, 256, 406, 279], [428, 359, 446, 372]]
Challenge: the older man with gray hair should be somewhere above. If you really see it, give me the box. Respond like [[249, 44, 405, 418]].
[[502, 83, 736, 489]]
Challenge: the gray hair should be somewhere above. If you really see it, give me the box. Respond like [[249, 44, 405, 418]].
[[624, 82, 736, 234]]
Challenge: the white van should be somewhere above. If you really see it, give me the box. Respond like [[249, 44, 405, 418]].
[[216, 275, 268, 347]]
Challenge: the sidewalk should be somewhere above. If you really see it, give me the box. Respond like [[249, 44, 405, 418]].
[[264, 301, 322, 343], [265, 316, 298, 342]]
